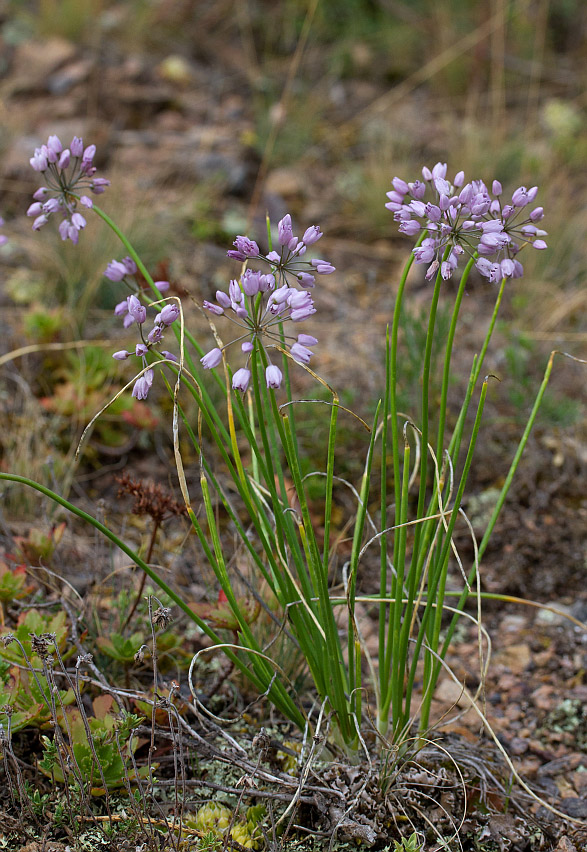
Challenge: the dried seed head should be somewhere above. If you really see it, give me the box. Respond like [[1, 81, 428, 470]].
[[152, 606, 173, 629], [134, 644, 149, 664], [31, 633, 53, 659], [252, 726, 271, 755]]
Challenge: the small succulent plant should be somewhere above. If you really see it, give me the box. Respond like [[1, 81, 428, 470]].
[[186, 802, 265, 849]]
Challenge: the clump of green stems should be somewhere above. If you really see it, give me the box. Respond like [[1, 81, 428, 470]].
[[1, 202, 567, 753]]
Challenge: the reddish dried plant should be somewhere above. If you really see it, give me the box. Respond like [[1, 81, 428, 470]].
[[115, 474, 186, 524], [115, 474, 186, 630]]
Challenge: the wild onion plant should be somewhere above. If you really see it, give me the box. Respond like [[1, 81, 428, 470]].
[[1, 137, 557, 752]]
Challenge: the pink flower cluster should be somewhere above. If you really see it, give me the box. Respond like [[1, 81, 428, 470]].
[[200, 214, 332, 392], [28, 135, 110, 243], [386, 163, 547, 282], [112, 290, 179, 400]]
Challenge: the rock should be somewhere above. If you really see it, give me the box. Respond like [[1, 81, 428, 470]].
[[509, 736, 529, 755], [536, 601, 576, 626], [571, 768, 587, 794], [48, 58, 92, 95], [554, 839, 577, 852], [435, 678, 471, 707], [560, 797, 587, 818], [9, 37, 77, 93], [531, 684, 555, 710], [494, 642, 531, 674]]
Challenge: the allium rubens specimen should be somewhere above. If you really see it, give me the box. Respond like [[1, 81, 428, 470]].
[[1, 136, 565, 752]]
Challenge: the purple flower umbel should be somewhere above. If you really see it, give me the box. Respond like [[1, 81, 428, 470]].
[[0, 216, 7, 247], [28, 134, 110, 243], [201, 215, 328, 391], [112, 294, 180, 400], [386, 163, 547, 282], [227, 213, 333, 291]]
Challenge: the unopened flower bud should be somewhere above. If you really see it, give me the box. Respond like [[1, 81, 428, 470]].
[[203, 300, 224, 316], [71, 136, 83, 156], [159, 303, 180, 325], [128, 295, 146, 324], [302, 225, 323, 245], [58, 149, 70, 169]]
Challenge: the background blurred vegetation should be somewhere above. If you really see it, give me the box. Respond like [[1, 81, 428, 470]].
[[0, 0, 584, 497]]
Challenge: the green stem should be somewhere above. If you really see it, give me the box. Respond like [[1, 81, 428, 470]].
[[409, 257, 446, 576], [477, 349, 558, 561], [347, 400, 381, 737], [418, 377, 489, 731], [381, 435, 410, 732], [388, 235, 423, 559], [436, 255, 476, 460], [409, 275, 508, 611], [380, 237, 422, 706]]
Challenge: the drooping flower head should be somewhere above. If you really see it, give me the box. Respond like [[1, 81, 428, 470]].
[[386, 163, 547, 282], [111, 293, 180, 400], [201, 215, 329, 391], [0, 216, 7, 247], [28, 135, 110, 243]]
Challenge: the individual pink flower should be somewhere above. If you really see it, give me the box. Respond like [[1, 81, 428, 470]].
[[200, 348, 223, 369], [265, 364, 283, 389], [232, 368, 251, 393], [132, 369, 154, 400]]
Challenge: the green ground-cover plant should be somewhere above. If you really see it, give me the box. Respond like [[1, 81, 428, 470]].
[[0, 609, 76, 733], [0, 560, 35, 609], [1, 134, 581, 760], [39, 694, 149, 795], [185, 801, 265, 849]]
